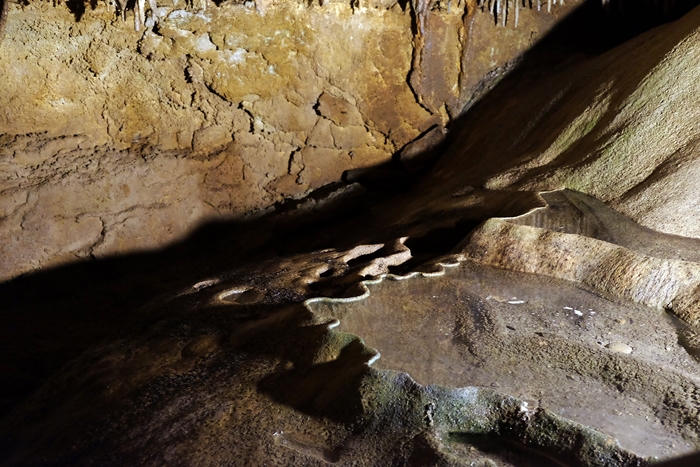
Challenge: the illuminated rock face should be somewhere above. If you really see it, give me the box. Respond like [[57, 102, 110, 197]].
[[0, 0, 579, 280]]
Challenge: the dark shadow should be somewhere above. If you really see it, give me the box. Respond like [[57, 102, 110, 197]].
[[342, 159, 418, 192], [396, 0, 410, 11], [405, 434, 444, 466], [0, 183, 387, 423], [550, 0, 700, 53], [447, 432, 568, 467], [388, 219, 480, 275], [655, 452, 700, 467], [258, 338, 370, 424], [65, 0, 87, 22]]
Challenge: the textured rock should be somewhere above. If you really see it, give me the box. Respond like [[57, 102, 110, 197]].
[[0, 1, 423, 280], [460, 196, 700, 324], [0, 0, 583, 280], [7, 1, 700, 466], [428, 3, 700, 239]]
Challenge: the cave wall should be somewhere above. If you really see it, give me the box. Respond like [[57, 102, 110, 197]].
[[0, 0, 579, 281]]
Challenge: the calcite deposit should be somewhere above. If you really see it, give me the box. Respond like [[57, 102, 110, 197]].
[[4, 0, 700, 466]]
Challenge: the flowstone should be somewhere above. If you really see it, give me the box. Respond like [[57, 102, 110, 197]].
[[307, 190, 700, 464], [3, 188, 698, 466]]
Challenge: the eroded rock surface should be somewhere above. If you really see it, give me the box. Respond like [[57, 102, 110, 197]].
[[0, 0, 581, 280]]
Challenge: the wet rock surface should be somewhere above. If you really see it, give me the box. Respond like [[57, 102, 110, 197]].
[[4, 186, 700, 466]]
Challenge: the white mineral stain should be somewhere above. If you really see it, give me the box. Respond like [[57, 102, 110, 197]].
[[196, 12, 212, 22], [194, 34, 217, 53], [167, 9, 195, 24], [225, 48, 248, 64], [192, 279, 219, 290], [607, 342, 633, 354]]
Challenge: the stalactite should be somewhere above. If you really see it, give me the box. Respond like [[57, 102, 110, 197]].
[[136, 0, 146, 31], [0, 0, 691, 43], [109, 0, 206, 32], [411, 0, 431, 36], [481, 0, 690, 28]]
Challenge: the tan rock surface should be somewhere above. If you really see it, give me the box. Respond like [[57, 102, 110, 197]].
[[0, 0, 431, 280], [0, 0, 582, 281], [459, 190, 700, 325]]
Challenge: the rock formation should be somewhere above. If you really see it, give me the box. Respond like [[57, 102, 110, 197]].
[[0, 0, 583, 280], [3, 0, 700, 465]]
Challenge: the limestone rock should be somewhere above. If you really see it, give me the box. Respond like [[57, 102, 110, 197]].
[[0, 1, 431, 280], [459, 189, 700, 325]]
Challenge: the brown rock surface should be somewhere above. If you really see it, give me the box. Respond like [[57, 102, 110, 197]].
[[6, 0, 700, 466], [0, 0, 427, 280], [0, 0, 581, 280]]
